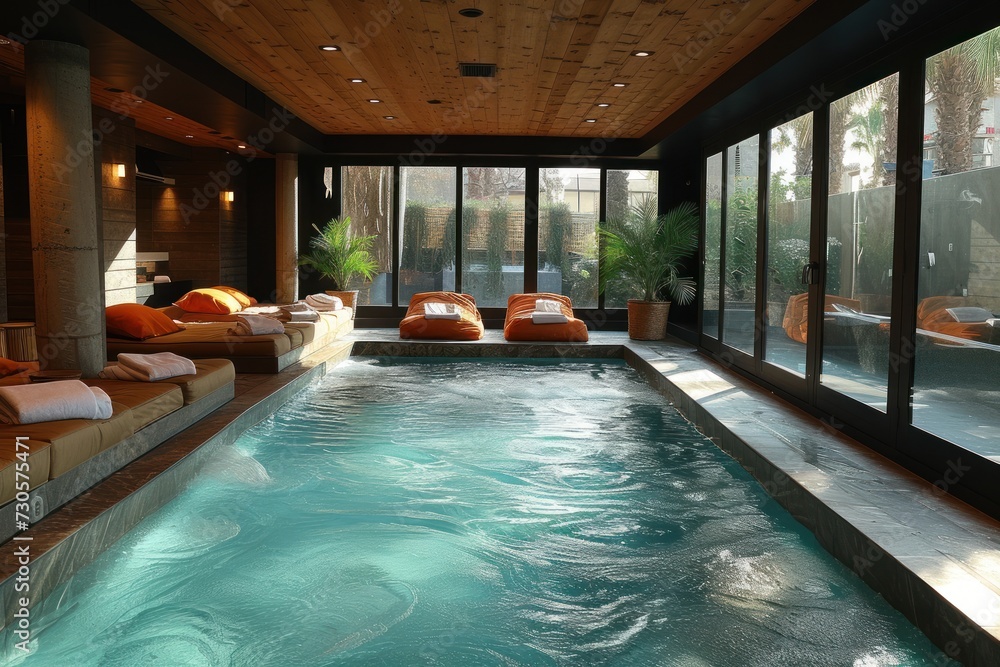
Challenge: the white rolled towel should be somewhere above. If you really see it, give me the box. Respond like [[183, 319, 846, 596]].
[[0, 381, 113, 424], [424, 302, 461, 320], [229, 314, 285, 336], [117, 352, 197, 381], [531, 312, 569, 324], [305, 293, 343, 311], [535, 299, 563, 313]]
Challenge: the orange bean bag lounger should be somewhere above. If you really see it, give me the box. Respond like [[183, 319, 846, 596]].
[[916, 296, 995, 343], [399, 292, 485, 341], [782, 293, 862, 344], [503, 293, 589, 342]]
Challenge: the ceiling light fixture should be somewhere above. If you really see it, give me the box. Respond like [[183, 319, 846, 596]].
[[383, 115, 396, 120], [349, 78, 366, 83], [368, 99, 381, 103], [164, 116, 173, 120], [596, 103, 610, 108], [612, 83, 627, 87], [319, 45, 340, 51], [584, 119, 597, 123], [631, 50, 653, 57], [237, 144, 247, 149], [458, 8, 484, 18], [185, 134, 194, 138]]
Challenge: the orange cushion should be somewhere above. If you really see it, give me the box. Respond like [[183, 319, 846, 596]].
[[399, 292, 485, 341], [174, 288, 244, 315], [503, 293, 589, 342], [0, 358, 28, 378], [105, 303, 184, 340], [211, 285, 256, 308]]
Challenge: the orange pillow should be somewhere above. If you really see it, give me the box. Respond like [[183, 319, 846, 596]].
[[211, 285, 256, 308], [0, 357, 28, 378], [174, 288, 244, 314], [106, 303, 184, 340]]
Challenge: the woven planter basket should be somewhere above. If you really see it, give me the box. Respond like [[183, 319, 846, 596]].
[[325, 290, 359, 320], [627, 300, 670, 340]]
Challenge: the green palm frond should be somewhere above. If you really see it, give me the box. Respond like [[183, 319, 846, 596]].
[[599, 200, 699, 304], [299, 216, 379, 290]]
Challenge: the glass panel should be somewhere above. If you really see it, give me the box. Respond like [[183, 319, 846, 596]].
[[913, 28, 1000, 453], [539, 168, 600, 308], [399, 166, 456, 305], [604, 169, 659, 308], [341, 166, 393, 305], [764, 114, 813, 374], [722, 135, 759, 353], [461, 168, 526, 307], [820, 74, 898, 410], [704, 152, 723, 340]]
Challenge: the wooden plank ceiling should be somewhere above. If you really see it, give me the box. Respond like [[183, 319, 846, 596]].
[[131, 0, 816, 138]]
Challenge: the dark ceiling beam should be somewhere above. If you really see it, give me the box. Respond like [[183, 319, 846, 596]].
[[320, 134, 646, 159], [0, 0, 325, 154]]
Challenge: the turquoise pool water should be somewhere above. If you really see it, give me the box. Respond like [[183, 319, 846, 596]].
[[3, 359, 944, 665]]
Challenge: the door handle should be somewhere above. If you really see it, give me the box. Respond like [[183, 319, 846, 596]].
[[801, 262, 820, 286]]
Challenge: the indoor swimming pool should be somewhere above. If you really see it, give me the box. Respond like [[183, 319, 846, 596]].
[[2, 359, 944, 665]]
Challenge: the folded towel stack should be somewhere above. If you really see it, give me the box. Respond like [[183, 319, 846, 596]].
[[228, 314, 285, 336], [0, 380, 113, 424], [535, 299, 563, 313], [280, 302, 320, 322], [304, 293, 343, 311], [424, 302, 461, 320], [100, 352, 197, 382], [530, 298, 568, 324]]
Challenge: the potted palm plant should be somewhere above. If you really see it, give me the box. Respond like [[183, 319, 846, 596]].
[[299, 216, 378, 316], [599, 198, 699, 340]]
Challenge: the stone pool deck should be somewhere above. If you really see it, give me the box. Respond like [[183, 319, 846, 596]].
[[1, 329, 998, 665]]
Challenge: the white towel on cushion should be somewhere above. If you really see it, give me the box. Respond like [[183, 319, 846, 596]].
[[305, 293, 343, 311], [424, 302, 461, 320], [117, 352, 197, 381], [99, 364, 142, 381], [289, 309, 319, 322], [0, 381, 111, 424], [531, 312, 569, 325], [280, 301, 313, 313], [535, 299, 563, 313], [228, 314, 285, 336]]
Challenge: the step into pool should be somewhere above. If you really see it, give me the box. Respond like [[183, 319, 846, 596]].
[[2, 359, 945, 665]]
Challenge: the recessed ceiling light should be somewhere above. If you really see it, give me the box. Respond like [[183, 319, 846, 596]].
[[134, 99, 144, 103], [584, 119, 597, 123], [237, 144, 247, 149], [612, 83, 627, 88], [631, 50, 654, 57], [185, 134, 194, 138], [104, 87, 125, 93], [383, 115, 396, 120], [319, 45, 340, 51], [368, 99, 381, 103], [427, 99, 442, 105], [0, 38, 10, 46], [596, 102, 610, 108], [164, 116, 173, 120], [349, 78, 366, 83], [458, 8, 483, 18]]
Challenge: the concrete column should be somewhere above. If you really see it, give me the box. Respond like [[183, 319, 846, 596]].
[[0, 143, 7, 324], [275, 153, 298, 303], [25, 41, 104, 376]]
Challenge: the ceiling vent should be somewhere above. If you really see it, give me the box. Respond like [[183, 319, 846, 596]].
[[459, 63, 496, 77]]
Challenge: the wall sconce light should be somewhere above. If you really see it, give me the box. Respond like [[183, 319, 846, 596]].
[[224, 190, 235, 202], [114, 163, 126, 178]]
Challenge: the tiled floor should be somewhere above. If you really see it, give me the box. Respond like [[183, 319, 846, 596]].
[[2, 330, 999, 665]]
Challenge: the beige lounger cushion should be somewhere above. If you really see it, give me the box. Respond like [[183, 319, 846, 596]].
[[155, 359, 235, 404], [108, 321, 291, 358], [83, 380, 184, 429], [0, 403, 134, 478], [0, 440, 51, 505]]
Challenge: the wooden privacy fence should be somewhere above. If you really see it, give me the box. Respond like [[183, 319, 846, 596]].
[[419, 207, 596, 255]]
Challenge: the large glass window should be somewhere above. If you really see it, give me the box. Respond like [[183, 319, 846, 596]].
[[722, 135, 759, 353], [399, 167, 456, 305], [704, 153, 723, 339], [604, 169, 659, 308], [341, 166, 392, 305], [539, 168, 600, 307], [764, 114, 813, 374], [820, 74, 899, 410], [913, 28, 1000, 453], [461, 168, 526, 307]]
